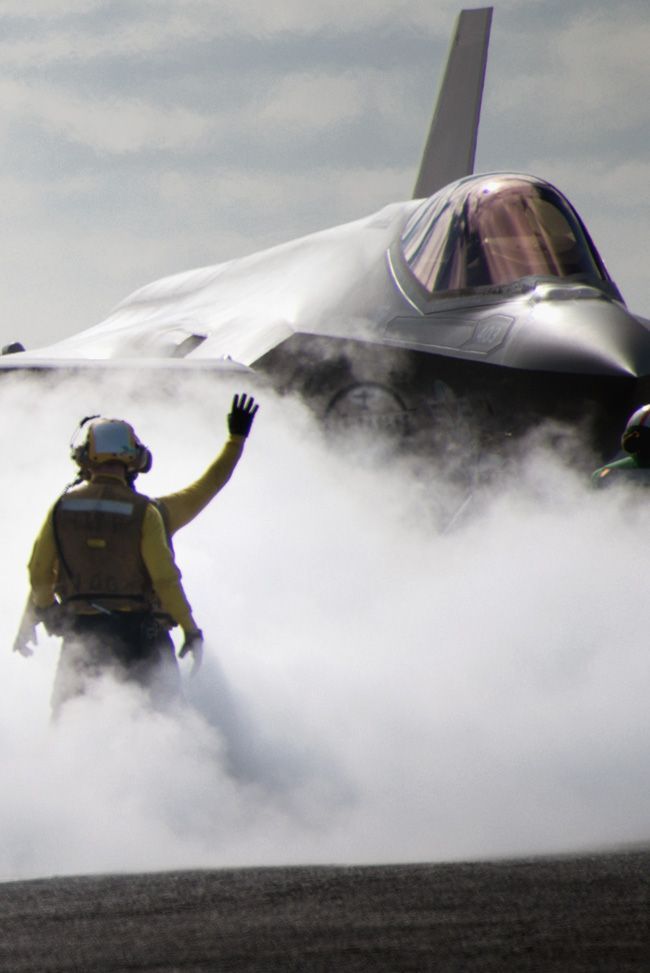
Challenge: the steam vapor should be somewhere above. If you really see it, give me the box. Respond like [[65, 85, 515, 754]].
[[1, 369, 648, 882]]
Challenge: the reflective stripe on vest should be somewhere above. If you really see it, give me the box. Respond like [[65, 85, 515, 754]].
[[58, 498, 136, 516]]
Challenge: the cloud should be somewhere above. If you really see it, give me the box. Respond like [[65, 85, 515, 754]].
[[258, 73, 364, 131], [1, 0, 452, 67], [485, 7, 650, 149], [554, 13, 650, 122], [0, 0, 101, 17], [0, 79, 210, 154]]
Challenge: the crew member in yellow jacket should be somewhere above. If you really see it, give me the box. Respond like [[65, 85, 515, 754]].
[[15, 393, 258, 713]]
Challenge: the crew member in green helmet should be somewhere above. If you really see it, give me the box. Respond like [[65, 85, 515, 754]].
[[592, 404, 650, 488]]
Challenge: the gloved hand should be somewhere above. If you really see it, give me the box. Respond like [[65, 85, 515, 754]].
[[13, 598, 38, 657], [179, 628, 204, 675], [14, 601, 65, 656], [13, 629, 35, 658], [36, 603, 64, 637], [228, 393, 259, 438]]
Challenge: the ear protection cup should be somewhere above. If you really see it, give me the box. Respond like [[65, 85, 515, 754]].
[[135, 446, 153, 474], [70, 415, 99, 470], [622, 428, 641, 452]]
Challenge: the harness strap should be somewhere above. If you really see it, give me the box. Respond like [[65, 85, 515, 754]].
[[51, 497, 74, 581]]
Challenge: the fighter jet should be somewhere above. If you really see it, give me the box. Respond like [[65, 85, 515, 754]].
[[3, 7, 649, 457]]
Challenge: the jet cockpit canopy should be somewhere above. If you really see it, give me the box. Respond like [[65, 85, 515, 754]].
[[400, 174, 618, 299]]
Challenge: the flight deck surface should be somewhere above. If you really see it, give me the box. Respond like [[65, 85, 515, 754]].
[[1, 851, 648, 971]]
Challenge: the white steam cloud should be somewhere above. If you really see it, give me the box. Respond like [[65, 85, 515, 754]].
[[1, 369, 649, 882]]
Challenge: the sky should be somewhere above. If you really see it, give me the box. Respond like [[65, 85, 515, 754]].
[[1, 0, 649, 352]]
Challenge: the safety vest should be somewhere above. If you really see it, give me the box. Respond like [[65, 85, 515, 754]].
[[52, 479, 156, 614]]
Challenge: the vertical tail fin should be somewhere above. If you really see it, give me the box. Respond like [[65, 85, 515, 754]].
[[412, 7, 493, 199]]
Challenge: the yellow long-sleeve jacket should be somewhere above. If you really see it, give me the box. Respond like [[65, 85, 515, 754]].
[[28, 436, 245, 633]]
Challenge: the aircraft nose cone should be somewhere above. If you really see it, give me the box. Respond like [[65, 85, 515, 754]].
[[506, 288, 650, 377]]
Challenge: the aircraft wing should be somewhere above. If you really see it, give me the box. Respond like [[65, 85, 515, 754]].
[[0, 355, 252, 374], [0, 206, 410, 372], [412, 7, 492, 198]]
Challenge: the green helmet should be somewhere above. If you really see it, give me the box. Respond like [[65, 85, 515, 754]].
[[622, 405, 650, 454]]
